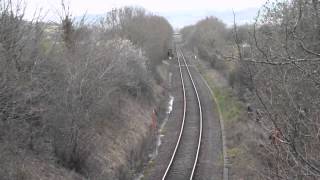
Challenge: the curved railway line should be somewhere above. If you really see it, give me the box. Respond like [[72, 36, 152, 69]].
[[161, 47, 203, 180]]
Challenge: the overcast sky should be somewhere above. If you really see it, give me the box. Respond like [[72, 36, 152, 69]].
[[25, 0, 267, 27]]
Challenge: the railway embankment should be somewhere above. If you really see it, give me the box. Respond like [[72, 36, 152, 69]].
[[144, 46, 224, 180], [194, 54, 265, 179]]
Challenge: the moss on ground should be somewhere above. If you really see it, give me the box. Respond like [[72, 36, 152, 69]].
[[196, 59, 256, 178], [203, 73, 242, 125], [226, 147, 243, 158]]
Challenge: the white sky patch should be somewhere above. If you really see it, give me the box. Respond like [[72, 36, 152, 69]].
[[25, 0, 266, 20], [22, 0, 270, 27]]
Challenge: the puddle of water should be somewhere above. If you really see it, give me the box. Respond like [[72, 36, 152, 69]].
[[167, 95, 174, 114], [134, 95, 174, 180], [157, 95, 174, 151]]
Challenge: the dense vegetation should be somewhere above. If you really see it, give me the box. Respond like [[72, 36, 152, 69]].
[[181, 0, 320, 179], [180, 17, 229, 71], [2, 0, 319, 179], [0, 0, 172, 179]]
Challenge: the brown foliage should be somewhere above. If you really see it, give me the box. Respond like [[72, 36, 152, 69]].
[[232, 0, 320, 179], [0, 1, 171, 179]]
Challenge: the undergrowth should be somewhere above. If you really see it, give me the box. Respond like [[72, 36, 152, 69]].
[[196, 58, 257, 179]]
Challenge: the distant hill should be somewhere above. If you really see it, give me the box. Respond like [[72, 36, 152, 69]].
[[162, 7, 261, 28], [74, 13, 106, 24]]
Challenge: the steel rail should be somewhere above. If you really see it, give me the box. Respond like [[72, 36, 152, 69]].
[[180, 48, 203, 180], [161, 47, 187, 180], [161, 47, 203, 180]]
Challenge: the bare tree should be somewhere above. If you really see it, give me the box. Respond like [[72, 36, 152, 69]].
[[0, 1, 169, 179], [231, 0, 320, 179], [181, 17, 229, 70], [102, 7, 173, 71]]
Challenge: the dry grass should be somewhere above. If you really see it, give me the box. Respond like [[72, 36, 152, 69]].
[[196, 58, 265, 179]]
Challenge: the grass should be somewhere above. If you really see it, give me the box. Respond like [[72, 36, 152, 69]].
[[212, 86, 242, 123], [226, 147, 243, 158], [195, 60, 242, 124], [203, 73, 242, 125], [196, 60, 256, 178]]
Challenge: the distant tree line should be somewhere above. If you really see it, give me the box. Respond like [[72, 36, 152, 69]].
[[103, 7, 173, 73], [180, 17, 229, 71]]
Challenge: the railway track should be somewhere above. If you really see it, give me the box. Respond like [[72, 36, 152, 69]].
[[161, 47, 203, 180]]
